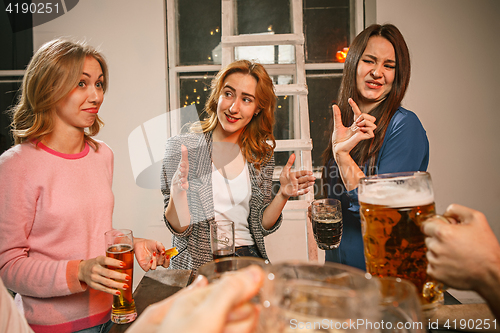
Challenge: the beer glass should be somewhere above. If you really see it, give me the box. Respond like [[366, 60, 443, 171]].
[[104, 229, 137, 324], [310, 199, 343, 249], [378, 277, 425, 333], [358, 172, 444, 314], [260, 261, 381, 332]]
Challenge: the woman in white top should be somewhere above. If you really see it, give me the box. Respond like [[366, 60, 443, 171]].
[[161, 60, 315, 270]]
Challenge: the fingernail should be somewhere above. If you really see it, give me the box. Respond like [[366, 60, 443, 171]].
[[125, 276, 131, 281], [123, 284, 129, 290], [120, 262, 125, 268], [153, 252, 156, 257], [150, 259, 153, 264], [115, 291, 121, 296], [161, 252, 165, 256]]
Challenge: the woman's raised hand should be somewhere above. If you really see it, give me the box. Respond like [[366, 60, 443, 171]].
[[172, 144, 189, 192], [279, 153, 315, 199], [331, 98, 377, 156]]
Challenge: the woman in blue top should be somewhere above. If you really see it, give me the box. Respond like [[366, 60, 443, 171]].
[[322, 24, 429, 270]]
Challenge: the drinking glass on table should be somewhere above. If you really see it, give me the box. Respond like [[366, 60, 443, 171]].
[[104, 229, 137, 324], [198, 256, 269, 282], [358, 171, 445, 315], [209, 220, 235, 260], [260, 261, 381, 333], [310, 198, 343, 249]]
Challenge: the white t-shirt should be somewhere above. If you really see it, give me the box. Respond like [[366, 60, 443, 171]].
[[212, 162, 254, 246]]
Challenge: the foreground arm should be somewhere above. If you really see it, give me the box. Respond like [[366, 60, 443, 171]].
[[126, 265, 264, 333], [423, 204, 500, 319]]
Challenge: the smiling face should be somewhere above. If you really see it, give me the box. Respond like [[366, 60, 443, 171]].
[[53, 56, 104, 133], [356, 36, 396, 113], [213, 72, 258, 142]]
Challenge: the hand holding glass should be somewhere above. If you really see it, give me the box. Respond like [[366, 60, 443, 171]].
[[105, 229, 137, 324], [310, 198, 343, 250]]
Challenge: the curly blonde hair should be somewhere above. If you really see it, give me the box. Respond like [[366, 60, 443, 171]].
[[10, 38, 108, 150]]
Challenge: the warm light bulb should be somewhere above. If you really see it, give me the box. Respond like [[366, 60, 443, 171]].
[[336, 47, 349, 63]]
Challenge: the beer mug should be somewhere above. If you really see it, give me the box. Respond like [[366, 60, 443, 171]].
[[259, 261, 381, 333], [358, 172, 444, 314], [105, 229, 137, 324], [378, 277, 425, 333], [310, 199, 343, 250]]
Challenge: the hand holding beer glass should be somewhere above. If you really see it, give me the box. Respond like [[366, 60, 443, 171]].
[[105, 229, 137, 324], [358, 172, 445, 314]]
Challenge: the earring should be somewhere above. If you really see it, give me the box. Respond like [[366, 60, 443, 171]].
[[254, 112, 259, 116]]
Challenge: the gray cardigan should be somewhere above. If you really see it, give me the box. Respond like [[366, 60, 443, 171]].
[[160, 131, 282, 271]]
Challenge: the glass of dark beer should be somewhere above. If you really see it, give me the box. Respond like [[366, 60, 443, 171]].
[[310, 199, 343, 250], [358, 171, 445, 315], [104, 229, 137, 324]]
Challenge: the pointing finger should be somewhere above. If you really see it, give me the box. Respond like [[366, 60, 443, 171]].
[[348, 98, 362, 119]]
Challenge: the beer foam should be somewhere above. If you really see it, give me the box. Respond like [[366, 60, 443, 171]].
[[358, 183, 434, 207]]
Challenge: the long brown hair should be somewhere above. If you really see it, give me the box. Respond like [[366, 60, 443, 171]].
[[10, 38, 109, 150], [322, 24, 411, 173], [192, 60, 277, 169]]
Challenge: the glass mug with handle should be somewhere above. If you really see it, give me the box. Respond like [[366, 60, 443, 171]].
[[310, 198, 343, 250], [358, 171, 445, 315]]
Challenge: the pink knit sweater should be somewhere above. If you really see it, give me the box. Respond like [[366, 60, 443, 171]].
[[0, 141, 114, 333]]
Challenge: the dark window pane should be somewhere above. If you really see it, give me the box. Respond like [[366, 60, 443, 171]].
[[236, 0, 291, 35], [306, 72, 342, 168], [178, 0, 221, 66], [303, 0, 350, 63], [274, 95, 294, 141], [0, 2, 33, 70], [179, 73, 215, 127]]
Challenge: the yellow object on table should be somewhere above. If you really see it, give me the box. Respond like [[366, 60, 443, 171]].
[[165, 247, 179, 258]]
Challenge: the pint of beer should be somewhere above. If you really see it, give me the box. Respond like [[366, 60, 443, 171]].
[[358, 172, 444, 313], [104, 229, 137, 324]]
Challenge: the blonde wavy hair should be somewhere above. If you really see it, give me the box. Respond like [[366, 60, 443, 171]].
[[10, 38, 108, 150], [192, 60, 277, 169]]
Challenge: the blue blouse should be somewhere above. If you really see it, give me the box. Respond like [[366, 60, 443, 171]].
[[325, 107, 429, 270]]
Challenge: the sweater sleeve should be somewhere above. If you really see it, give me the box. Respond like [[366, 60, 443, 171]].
[[258, 154, 283, 236], [376, 109, 429, 174], [0, 149, 86, 298], [161, 136, 195, 238]]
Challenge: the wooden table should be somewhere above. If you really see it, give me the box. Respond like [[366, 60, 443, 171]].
[[109, 268, 194, 333]]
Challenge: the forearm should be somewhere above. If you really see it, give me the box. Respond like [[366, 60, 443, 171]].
[[165, 191, 190, 233], [476, 255, 500, 320], [334, 151, 366, 191], [262, 190, 288, 230]]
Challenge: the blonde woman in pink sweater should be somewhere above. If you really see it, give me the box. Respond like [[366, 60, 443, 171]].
[[0, 39, 170, 333]]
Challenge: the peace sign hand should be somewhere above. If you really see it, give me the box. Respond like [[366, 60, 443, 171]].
[[331, 98, 377, 155]]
